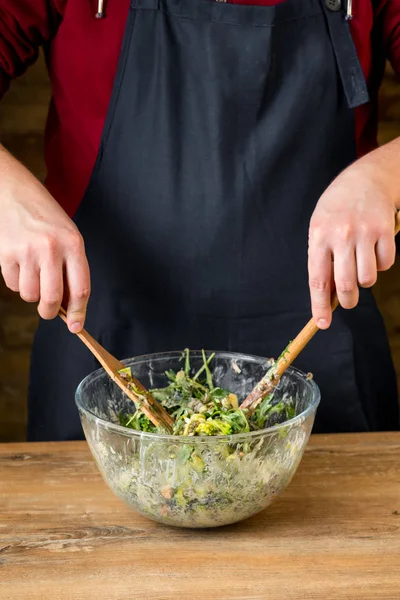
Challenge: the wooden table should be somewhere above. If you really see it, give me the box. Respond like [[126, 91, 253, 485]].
[[0, 434, 399, 600]]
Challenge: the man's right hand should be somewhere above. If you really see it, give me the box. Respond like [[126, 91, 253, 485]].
[[0, 145, 90, 333]]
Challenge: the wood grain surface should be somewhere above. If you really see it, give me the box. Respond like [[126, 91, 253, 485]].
[[0, 434, 400, 600]]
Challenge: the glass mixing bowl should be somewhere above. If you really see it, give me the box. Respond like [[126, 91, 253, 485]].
[[76, 351, 320, 528]]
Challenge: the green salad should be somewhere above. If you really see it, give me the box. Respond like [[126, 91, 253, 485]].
[[87, 350, 310, 528], [118, 349, 296, 436]]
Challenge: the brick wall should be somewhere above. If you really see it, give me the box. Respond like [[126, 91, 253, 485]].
[[0, 57, 399, 442]]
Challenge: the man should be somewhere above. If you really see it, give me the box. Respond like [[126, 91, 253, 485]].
[[0, 0, 399, 441]]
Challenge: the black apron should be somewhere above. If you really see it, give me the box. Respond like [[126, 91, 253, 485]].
[[28, 0, 400, 441]]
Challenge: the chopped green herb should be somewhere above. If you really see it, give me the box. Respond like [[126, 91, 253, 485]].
[[277, 342, 292, 364], [118, 350, 295, 437]]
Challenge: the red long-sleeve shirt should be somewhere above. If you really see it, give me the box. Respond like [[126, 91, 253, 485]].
[[0, 0, 400, 216]]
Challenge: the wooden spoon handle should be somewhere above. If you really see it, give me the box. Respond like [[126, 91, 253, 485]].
[[59, 306, 124, 373], [58, 307, 174, 431], [241, 210, 400, 411]]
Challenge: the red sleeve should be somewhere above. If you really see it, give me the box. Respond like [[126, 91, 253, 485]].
[[378, 0, 400, 75], [0, 0, 66, 98]]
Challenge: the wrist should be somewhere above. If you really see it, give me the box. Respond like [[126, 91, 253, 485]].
[[351, 137, 400, 211]]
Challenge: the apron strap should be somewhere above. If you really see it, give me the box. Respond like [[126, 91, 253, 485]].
[[321, 0, 369, 109]]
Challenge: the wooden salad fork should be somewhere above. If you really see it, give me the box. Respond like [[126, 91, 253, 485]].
[[58, 307, 174, 432], [242, 211, 400, 412]]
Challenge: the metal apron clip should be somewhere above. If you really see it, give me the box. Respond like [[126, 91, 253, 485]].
[[96, 0, 105, 19], [322, 0, 368, 109], [346, 0, 353, 21]]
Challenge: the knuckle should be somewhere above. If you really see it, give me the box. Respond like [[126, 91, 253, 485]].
[[341, 298, 358, 309], [358, 221, 377, 240], [20, 291, 40, 303], [20, 245, 34, 263], [388, 254, 395, 268], [5, 282, 19, 292], [1, 262, 16, 277], [0, 252, 16, 265], [73, 287, 90, 302], [377, 223, 393, 238], [378, 254, 395, 271], [38, 305, 58, 320], [313, 301, 330, 311], [336, 280, 355, 294], [336, 224, 352, 243], [3, 274, 19, 291], [42, 293, 62, 306], [358, 221, 369, 235], [309, 278, 329, 292], [42, 235, 59, 257], [378, 261, 393, 273], [309, 226, 325, 246], [67, 230, 84, 254], [359, 275, 377, 288]]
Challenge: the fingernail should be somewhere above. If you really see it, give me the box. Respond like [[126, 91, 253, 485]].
[[70, 322, 82, 334], [317, 319, 328, 329]]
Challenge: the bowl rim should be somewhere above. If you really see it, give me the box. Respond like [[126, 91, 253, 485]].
[[75, 349, 321, 441]]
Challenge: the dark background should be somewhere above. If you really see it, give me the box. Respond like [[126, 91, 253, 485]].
[[0, 55, 399, 442]]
